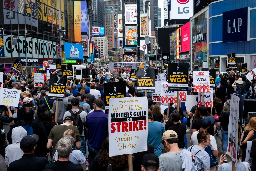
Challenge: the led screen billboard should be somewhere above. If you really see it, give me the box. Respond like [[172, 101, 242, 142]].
[[125, 26, 137, 46], [92, 27, 105, 36], [64, 42, 83, 60], [169, 0, 193, 20], [125, 4, 137, 24], [180, 22, 190, 53]]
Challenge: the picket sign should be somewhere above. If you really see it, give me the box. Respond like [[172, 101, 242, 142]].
[[245, 141, 252, 169], [193, 71, 210, 93], [0, 88, 21, 107]]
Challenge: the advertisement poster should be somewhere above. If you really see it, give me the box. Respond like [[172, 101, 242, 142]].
[[82, 35, 88, 57], [125, 4, 137, 24], [49, 74, 67, 97], [92, 27, 105, 36], [74, 1, 81, 42], [81, 1, 88, 33], [168, 63, 189, 91], [180, 22, 190, 53], [125, 26, 137, 45], [124, 47, 137, 53], [64, 42, 83, 60], [104, 82, 126, 109], [169, 0, 193, 20], [227, 94, 239, 165], [193, 71, 210, 93], [118, 38, 123, 48], [140, 14, 147, 37], [118, 14, 123, 37], [198, 89, 213, 108], [109, 97, 148, 157], [136, 69, 155, 93], [34, 73, 44, 87], [0, 88, 21, 107]]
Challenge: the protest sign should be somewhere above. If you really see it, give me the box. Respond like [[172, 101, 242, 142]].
[[0, 88, 21, 107], [160, 82, 187, 104], [130, 69, 137, 79], [209, 69, 216, 87], [198, 89, 213, 108], [152, 81, 162, 102], [109, 97, 148, 157], [136, 68, 155, 93], [227, 53, 236, 65], [61, 64, 73, 76], [104, 82, 126, 109], [11, 59, 21, 73], [245, 141, 252, 169], [34, 73, 44, 87], [227, 94, 239, 165], [49, 73, 67, 98], [157, 73, 166, 82], [193, 71, 210, 92], [246, 69, 256, 82], [168, 63, 189, 91]]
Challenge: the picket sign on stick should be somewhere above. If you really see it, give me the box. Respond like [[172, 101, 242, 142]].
[[232, 161, 236, 171], [145, 90, 147, 98], [167, 103, 170, 119], [55, 100, 59, 124], [128, 154, 133, 171], [177, 91, 180, 112], [202, 92, 204, 106]]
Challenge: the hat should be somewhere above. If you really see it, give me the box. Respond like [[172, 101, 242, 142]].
[[23, 97, 33, 104], [85, 87, 90, 93], [204, 116, 215, 125], [20, 134, 39, 151], [68, 95, 74, 105], [141, 154, 159, 167], [41, 90, 46, 96], [64, 116, 74, 121], [200, 117, 212, 128], [162, 130, 178, 140], [236, 78, 243, 84]]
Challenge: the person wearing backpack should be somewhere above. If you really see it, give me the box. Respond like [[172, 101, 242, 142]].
[[187, 130, 211, 171], [7, 107, 48, 157], [63, 97, 87, 156]]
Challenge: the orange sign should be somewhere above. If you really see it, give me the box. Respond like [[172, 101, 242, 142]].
[[74, 1, 81, 42]]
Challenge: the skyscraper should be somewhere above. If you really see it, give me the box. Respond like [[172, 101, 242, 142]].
[[92, 0, 105, 27], [104, 8, 115, 50]]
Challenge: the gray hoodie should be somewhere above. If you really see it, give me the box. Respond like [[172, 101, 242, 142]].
[[5, 126, 27, 166]]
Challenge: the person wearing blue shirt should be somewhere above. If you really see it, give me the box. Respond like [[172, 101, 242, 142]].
[[147, 109, 165, 157], [215, 74, 220, 87], [85, 99, 108, 171]]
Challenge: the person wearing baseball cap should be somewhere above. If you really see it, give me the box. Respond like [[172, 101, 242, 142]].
[[141, 154, 159, 171], [159, 130, 196, 171], [8, 134, 49, 171]]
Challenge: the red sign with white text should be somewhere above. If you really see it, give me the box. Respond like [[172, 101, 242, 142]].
[[180, 22, 190, 53]]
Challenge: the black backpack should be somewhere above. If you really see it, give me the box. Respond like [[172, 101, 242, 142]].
[[69, 110, 84, 135]]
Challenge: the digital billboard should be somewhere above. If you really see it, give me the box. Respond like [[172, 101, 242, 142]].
[[125, 4, 137, 24], [180, 22, 190, 53], [64, 42, 83, 60], [169, 0, 193, 20], [92, 27, 105, 36], [194, 0, 217, 14], [74, 1, 81, 42], [124, 47, 138, 53], [125, 26, 137, 46], [118, 14, 123, 37], [81, 1, 88, 33], [140, 14, 147, 37]]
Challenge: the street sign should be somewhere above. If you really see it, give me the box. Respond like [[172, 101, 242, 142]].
[[63, 60, 76, 63], [142, 44, 146, 50]]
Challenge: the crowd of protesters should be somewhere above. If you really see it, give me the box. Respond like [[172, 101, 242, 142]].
[[0, 66, 256, 171]]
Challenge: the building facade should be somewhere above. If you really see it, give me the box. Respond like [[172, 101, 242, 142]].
[[105, 8, 115, 50], [93, 36, 108, 57]]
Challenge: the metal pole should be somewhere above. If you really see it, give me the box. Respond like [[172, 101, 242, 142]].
[[59, 0, 62, 60]]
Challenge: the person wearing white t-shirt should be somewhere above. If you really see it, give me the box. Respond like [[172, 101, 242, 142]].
[[90, 82, 101, 99], [121, 69, 126, 79]]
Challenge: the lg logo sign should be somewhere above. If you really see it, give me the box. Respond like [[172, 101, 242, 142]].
[[177, 0, 190, 14]]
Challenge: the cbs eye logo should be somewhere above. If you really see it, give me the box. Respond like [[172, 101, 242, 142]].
[[177, 0, 189, 4]]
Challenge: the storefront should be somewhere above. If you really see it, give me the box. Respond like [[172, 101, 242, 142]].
[[191, 9, 208, 70], [208, 0, 256, 72]]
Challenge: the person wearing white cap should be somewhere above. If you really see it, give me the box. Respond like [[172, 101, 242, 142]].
[[232, 77, 245, 95]]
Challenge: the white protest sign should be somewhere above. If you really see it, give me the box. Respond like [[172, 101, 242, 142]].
[[160, 82, 187, 104], [245, 141, 253, 169], [198, 89, 213, 108], [0, 88, 21, 107], [157, 73, 166, 82], [109, 97, 148, 157], [193, 71, 210, 92], [227, 94, 239, 166], [0, 72, 3, 88], [34, 73, 44, 87], [152, 81, 162, 102]]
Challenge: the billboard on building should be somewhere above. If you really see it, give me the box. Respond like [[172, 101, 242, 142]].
[[82, 35, 88, 56], [81, 1, 88, 33], [169, 0, 193, 20], [125, 26, 137, 46], [118, 38, 123, 48], [194, 0, 217, 14], [92, 27, 105, 36], [74, 1, 81, 42], [140, 14, 147, 37], [180, 22, 190, 53], [118, 14, 123, 37], [64, 42, 83, 60], [125, 4, 137, 24]]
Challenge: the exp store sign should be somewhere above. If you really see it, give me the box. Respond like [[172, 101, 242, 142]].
[[64, 42, 83, 60]]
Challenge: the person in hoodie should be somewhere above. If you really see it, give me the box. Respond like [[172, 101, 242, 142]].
[[159, 130, 196, 171], [5, 126, 27, 167]]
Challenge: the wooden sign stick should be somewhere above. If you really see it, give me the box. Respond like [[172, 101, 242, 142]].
[[177, 91, 180, 112], [55, 100, 59, 124], [128, 154, 133, 171], [145, 90, 147, 97], [202, 92, 204, 106]]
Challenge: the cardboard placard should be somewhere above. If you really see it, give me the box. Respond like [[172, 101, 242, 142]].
[[11, 59, 21, 73], [49, 74, 67, 98], [0, 88, 21, 107], [198, 89, 213, 108], [109, 97, 148, 157], [193, 71, 210, 92], [245, 141, 252, 169], [34, 73, 44, 87], [168, 63, 189, 91], [104, 82, 126, 109], [136, 69, 155, 93]]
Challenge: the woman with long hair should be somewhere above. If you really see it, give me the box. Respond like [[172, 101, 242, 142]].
[[40, 110, 56, 136], [240, 117, 256, 161], [91, 137, 129, 171], [152, 105, 163, 122]]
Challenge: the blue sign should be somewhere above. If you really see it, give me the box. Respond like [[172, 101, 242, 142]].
[[64, 43, 83, 60], [223, 7, 249, 43], [81, 1, 88, 33], [92, 27, 105, 36]]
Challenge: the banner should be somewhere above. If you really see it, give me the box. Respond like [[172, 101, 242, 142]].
[[227, 94, 239, 165], [168, 63, 189, 91], [140, 14, 147, 37], [11, 59, 21, 73], [125, 4, 137, 24], [245, 141, 252, 169], [193, 71, 210, 92], [125, 26, 137, 46], [109, 97, 148, 157], [34, 73, 44, 87], [104, 82, 126, 109], [198, 89, 213, 108], [118, 14, 123, 37], [49, 73, 67, 97], [136, 69, 155, 93], [0, 88, 21, 107]]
